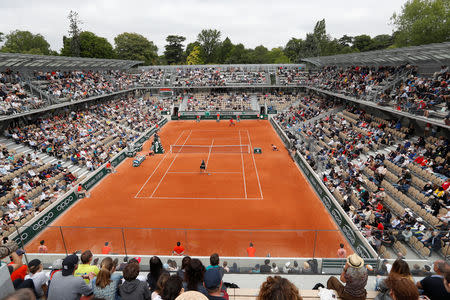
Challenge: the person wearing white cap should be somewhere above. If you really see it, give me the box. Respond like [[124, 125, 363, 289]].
[[326, 253, 368, 300], [283, 262, 291, 273]]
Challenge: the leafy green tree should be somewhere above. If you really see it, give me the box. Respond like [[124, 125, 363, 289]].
[[353, 35, 372, 51], [114, 32, 158, 65], [197, 29, 221, 63], [185, 41, 201, 58], [267, 47, 290, 63], [284, 38, 305, 62], [68, 10, 82, 57], [225, 43, 248, 64], [249, 45, 270, 63], [1, 30, 51, 55], [61, 32, 114, 58], [338, 35, 353, 47], [186, 45, 203, 65], [370, 34, 394, 50], [391, 0, 449, 46], [217, 37, 233, 63], [164, 35, 186, 64]]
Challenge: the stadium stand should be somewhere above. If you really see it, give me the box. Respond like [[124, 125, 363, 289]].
[[184, 92, 253, 111]]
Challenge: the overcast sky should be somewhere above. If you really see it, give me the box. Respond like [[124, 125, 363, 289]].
[[0, 0, 407, 54]]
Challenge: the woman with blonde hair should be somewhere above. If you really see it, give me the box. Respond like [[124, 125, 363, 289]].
[[385, 274, 419, 300], [91, 257, 122, 300], [257, 276, 302, 300]]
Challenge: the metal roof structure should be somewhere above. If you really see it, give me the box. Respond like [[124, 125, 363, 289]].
[[0, 52, 143, 70], [302, 42, 450, 67], [141, 63, 306, 72]]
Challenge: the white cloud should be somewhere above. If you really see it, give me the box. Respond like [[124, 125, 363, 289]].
[[0, 0, 407, 53]]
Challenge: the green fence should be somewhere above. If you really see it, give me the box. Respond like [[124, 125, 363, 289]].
[[12, 192, 78, 246]]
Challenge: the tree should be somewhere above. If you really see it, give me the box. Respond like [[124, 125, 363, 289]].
[[68, 10, 82, 57], [353, 35, 372, 52], [338, 35, 353, 47], [370, 34, 394, 50], [267, 47, 290, 63], [1, 30, 51, 55], [391, 0, 450, 46], [0, 32, 4, 43], [164, 35, 186, 64], [186, 45, 203, 65], [60, 32, 114, 58], [284, 38, 305, 63], [197, 29, 221, 63], [225, 43, 248, 64], [249, 45, 270, 63], [114, 32, 158, 65], [217, 37, 233, 63]]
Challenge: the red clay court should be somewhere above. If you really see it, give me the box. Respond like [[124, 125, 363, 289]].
[[27, 120, 349, 257]]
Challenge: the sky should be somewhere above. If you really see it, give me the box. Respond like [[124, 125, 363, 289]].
[[0, 0, 408, 54]]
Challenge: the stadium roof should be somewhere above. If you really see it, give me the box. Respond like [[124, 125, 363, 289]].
[[302, 42, 450, 67], [0, 52, 143, 70]]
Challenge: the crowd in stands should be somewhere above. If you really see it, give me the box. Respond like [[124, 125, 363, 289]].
[[185, 92, 252, 111], [0, 70, 45, 115], [277, 67, 307, 86], [136, 69, 165, 86], [306, 65, 449, 121], [257, 92, 297, 113], [172, 67, 266, 87], [283, 97, 449, 260], [0, 95, 163, 241], [1, 242, 450, 300], [33, 70, 136, 102]]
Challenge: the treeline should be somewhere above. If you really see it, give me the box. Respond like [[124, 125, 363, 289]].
[[0, 0, 447, 65]]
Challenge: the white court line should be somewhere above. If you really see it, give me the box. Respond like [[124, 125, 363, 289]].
[[167, 171, 241, 174], [135, 196, 263, 200], [247, 130, 264, 199], [149, 130, 192, 198], [239, 130, 247, 199], [134, 130, 185, 198], [205, 138, 214, 169]]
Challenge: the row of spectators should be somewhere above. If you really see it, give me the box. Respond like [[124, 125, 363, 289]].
[[2, 243, 450, 300], [306, 65, 449, 121], [184, 92, 252, 111], [0, 70, 44, 115]]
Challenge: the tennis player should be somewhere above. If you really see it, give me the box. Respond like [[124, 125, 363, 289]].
[[200, 160, 206, 173]]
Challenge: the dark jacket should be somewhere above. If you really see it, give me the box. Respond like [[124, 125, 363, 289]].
[[119, 279, 151, 300]]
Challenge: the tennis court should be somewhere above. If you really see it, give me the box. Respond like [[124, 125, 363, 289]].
[[25, 120, 350, 257]]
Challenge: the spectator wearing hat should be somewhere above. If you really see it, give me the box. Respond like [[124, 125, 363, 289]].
[[47, 254, 94, 300], [24, 259, 48, 298], [74, 250, 99, 284], [416, 260, 450, 300], [327, 254, 368, 300], [119, 262, 151, 300], [49, 259, 63, 280], [175, 291, 208, 300], [203, 268, 227, 300]]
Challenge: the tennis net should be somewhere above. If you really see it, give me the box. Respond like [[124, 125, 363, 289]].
[[170, 144, 250, 153]]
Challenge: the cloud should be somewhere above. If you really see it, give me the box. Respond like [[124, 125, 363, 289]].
[[0, 0, 407, 53]]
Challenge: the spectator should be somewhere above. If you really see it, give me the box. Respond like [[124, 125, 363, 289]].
[[203, 268, 227, 300], [222, 261, 229, 273], [327, 254, 368, 300], [271, 263, 279, 274], [24, 259, 48, 298], [260, 259, 271, 274], [257, 276, 302, 300], [47, 254, 94, 300], [206, 253, 222, 273], [416, 260, 450, 300], [3, 289, 36, 300], [91, 257, 122, 300], [283, 262, 291, 274], [50, 259, 63, 280], [161, 275, 184, 300], [173, 242, 185, 256], [74, 250, 99, 284], [152, 272, 170, 300], [423, 230, 443, 256], [337, 243, 347, 258], [444, 271, 450, 293], [175, 291, 208, 300], [147, 256, 167, 293], [177, 256, 191, 281], [183, 258, 207, 296], [9, 249, 27, 282], [375, 259, 413, 296], [246, 242, 255, 257], [385, 274, 419, 300], [119, 262, 151, 300], [37, 240, 47, 253]]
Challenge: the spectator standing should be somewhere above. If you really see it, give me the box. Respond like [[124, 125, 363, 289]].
[[74, 250, 99, 284], [246, 242, 255, 257], [119, 262, 151, 300], [327, 254, 368, 300], [416, 260, 450, 300], [48, 254, 94, 300], [38, 240, 48, 253], [337, 243, 347, 258], [173, 242, 185, 256]]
